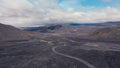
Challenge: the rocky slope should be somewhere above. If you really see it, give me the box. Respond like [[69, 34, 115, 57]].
[[0, 23, 30, 41]]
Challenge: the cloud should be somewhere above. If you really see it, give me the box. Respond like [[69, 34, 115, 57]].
[[0, 0, 33, 9], [102, 0, 112, 2], [0, 0, 120, 27]]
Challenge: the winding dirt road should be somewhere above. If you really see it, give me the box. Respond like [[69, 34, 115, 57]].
[[52, 46, 96, 68]]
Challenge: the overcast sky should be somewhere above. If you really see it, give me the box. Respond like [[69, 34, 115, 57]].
[[0, 0, 120, 27]]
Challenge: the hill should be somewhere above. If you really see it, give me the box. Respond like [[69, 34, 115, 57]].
[[0, 23, 30, 41], [90, 26, 120, 42]]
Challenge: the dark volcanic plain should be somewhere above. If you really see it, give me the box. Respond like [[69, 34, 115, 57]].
[[0, 23, 120, 68]]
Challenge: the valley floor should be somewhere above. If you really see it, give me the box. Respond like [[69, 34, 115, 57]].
[[0, 37, 120, 68]]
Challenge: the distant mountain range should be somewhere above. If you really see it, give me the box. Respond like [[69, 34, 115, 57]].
[[0, 21, 120, 41], [23, 21, 120, 33], [23, 24, 100, 34], [23, 24, 63, 33], [70, 21, 120, 26]]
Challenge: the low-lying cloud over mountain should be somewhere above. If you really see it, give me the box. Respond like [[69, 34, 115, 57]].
[[0, 0, 120, 27]]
